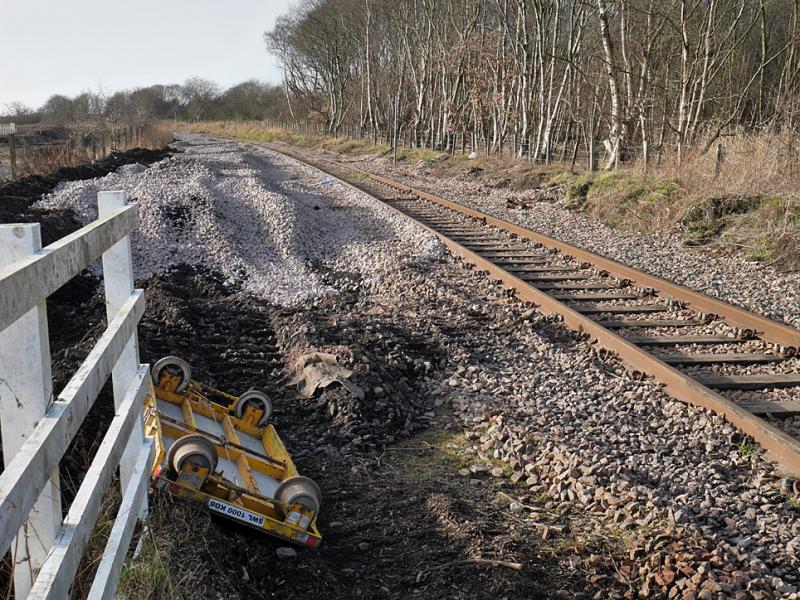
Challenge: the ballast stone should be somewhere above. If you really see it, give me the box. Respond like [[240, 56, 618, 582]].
[[35, 134, 443, 305]]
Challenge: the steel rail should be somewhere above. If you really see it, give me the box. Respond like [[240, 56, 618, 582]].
[[266, 144, 800, 478], [365, 171, 800, 351]]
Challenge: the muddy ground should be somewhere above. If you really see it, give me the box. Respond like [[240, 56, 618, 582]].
[[22, 263, 585, 599], [122, 264, 578, 599]]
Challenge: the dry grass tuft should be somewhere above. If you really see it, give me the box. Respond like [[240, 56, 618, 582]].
[[116, 494, 211, 599], [545, 131, 800, 271], [14, 124, 173, 178]]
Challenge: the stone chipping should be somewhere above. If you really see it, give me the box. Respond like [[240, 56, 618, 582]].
[[366, 257, 800, 598], [35, 134, 443, 304]]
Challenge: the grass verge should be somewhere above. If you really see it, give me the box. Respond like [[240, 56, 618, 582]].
[[173, 121, 800, 272], [175, 120, 448, 165], [548, 169, 799, 270]]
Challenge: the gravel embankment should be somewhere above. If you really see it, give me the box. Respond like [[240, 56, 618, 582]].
[[346, 153, 800, 330], [33, 135, 799, 597], [337, 247, 800, 598], [35, 134, 442, 304]]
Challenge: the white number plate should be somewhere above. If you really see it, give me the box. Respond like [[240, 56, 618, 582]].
[[208, 499, 265, 527]]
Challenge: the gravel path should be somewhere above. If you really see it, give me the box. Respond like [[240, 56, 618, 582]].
[[36, 134, 442, 304], [344, 152, 800, 330]]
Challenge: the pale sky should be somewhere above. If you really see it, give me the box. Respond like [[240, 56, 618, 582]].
[[0, 0, 294, 110]]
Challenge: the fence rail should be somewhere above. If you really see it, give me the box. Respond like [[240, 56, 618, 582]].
[[0, 191, 149, 599]]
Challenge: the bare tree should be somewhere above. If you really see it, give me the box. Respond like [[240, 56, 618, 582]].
[[262, 0, 800, 168]]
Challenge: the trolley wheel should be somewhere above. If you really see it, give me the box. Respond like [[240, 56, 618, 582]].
[[234, 389, 272, 426], [274, 475, 322, 518], [167, 434, 218, 474], [151, 356, 192, 392]]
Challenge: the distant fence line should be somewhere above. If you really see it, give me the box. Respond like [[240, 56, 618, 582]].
[[245, 119, 742, 177], [0, 124, 149, 181], [256, 119, 669, 170]]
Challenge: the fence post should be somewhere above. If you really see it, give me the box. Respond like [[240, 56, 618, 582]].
[[714, 143, 723, 178], [9, 133, 17, 181], [392, 93, 399, 165], [571, 139, 580, 170], [0, 224, 62, 599], [97, 192, 145, 504]]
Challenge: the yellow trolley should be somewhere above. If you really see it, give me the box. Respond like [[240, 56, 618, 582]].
[[145, 356, 322, 548]]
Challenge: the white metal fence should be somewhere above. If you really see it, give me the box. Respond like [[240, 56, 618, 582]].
[[0, 191, 152, 599]]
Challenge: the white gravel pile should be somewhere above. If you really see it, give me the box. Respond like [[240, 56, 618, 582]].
[[35, 135, 442, 304], [355, 156, 800, 329]]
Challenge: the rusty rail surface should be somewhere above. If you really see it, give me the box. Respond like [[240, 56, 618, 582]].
[[265, 143, 800, 479]]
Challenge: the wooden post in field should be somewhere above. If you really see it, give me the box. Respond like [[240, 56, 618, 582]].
[[2, 123, 17, 180], [91, 133, 97, 162], [0, 224, 62, 599], [714, 143, 723, 179], [9, 133, 16, 181]]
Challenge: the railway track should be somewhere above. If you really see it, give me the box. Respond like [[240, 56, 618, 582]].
[[265, 144, 800, 479]]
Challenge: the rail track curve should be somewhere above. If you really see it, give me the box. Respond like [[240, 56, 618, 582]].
[[265, 144, 800, 480]]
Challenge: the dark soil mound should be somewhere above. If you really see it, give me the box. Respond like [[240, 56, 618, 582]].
[[125, 265, 557, 600], [0, 146, 175, 245]]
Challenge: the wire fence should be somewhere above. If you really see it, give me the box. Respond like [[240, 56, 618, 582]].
[[260, 119, 669, 168], [220, 118, 762, 178], [0, 124, 151, 181]]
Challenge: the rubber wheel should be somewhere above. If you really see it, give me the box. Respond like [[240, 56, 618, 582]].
[[274, 475, 322, 518], [167, 434, 218, 474], [151, 356, 192, 392], [234, 389, 272, 426]]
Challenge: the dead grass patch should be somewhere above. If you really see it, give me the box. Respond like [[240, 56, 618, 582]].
[[16, 124, 173, 178], [116, 494, 210, 600]]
